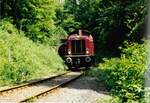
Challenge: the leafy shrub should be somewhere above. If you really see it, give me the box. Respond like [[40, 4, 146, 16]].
[[88, 42, 146, 102], [96, 96, 120, 103], [48, 26, 68, 46], [0, 0, 67, 45], [0, 20, 65, 86]]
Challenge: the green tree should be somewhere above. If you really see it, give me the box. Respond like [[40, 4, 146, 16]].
[[63, 0, 148, 50], [95, 0, 147, 50], [55, 0, 81, 33], [0, 0, 65, 44]]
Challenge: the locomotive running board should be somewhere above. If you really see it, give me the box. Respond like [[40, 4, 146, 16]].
[[64, 55, 91, 57]]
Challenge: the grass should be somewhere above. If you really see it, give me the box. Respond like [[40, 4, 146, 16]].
[[0, 20, 66, 86]]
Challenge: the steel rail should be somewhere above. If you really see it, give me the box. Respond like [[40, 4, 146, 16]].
[[20, 72, 83, 102], [0, 72, 67, 94]]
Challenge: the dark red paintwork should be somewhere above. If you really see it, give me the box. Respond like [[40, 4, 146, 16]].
[[67, 30, 94, 56], [58, 30, 95, 68]]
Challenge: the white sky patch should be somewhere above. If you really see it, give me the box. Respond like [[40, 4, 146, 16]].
[[76, 0, 80, 5], [59, 0, 80, 5], [60, 0, 65, 4]]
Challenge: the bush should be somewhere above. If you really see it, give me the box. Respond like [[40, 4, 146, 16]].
[[0, 20, 65, 86], [0, 0, 67, 45], [88, 42, 146, 102], [63, 0, 147, 50]]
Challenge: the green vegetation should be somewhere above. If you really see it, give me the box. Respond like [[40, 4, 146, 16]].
[[61, 0, 148, 102], [0, 0, 67, 86], [62, 0, 148, 101], [88, 42, 146, 102], [96, 97, 120, 103], [61, 0, 147, 50], [0, 20, 65, 86], [0, 0, 67, 44], [0, 0, 148, 102]]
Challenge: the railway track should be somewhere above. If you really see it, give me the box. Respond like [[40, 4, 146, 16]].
[[0, 71, 83, 102]]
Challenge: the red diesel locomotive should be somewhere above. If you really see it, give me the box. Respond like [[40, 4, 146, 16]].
[[58, 29, 94, 69]]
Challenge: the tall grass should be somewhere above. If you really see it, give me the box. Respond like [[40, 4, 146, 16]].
[[0, 20, 65, 86]]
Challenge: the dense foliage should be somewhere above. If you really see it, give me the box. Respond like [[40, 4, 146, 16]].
[[61, 0, 147, 50], [0, 0, 67, 44], [0, 0, 148, 102], [0, 20, 65, 86], [88, 42, 146, 102]]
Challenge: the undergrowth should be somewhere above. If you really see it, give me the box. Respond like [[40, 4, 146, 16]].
[[0, 20, 65, 86], [88, 42, 146, 102]]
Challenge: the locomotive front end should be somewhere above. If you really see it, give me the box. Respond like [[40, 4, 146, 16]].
[[65, 30, 94, 68]]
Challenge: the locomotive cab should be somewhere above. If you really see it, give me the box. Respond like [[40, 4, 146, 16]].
[[64, 30, 94, 68]]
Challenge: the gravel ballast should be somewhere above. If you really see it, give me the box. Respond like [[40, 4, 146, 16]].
[[35, 76, 111, 103]]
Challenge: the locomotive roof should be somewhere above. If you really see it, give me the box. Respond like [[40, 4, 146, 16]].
[[69, 34, 87, 38], [68, 29, 93, 40], [68, 34, 93, 41], [69, 29, 91, 36]]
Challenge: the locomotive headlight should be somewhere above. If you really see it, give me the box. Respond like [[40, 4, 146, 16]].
[[68, 49, 71, 54], [86, 50, 89, 54], [86, 48, 89, 54]]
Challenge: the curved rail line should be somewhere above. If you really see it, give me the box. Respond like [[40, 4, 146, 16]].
[[0, 73, 67, 93], [0, 71, 83, 102], [21, 71, 83, 102]]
